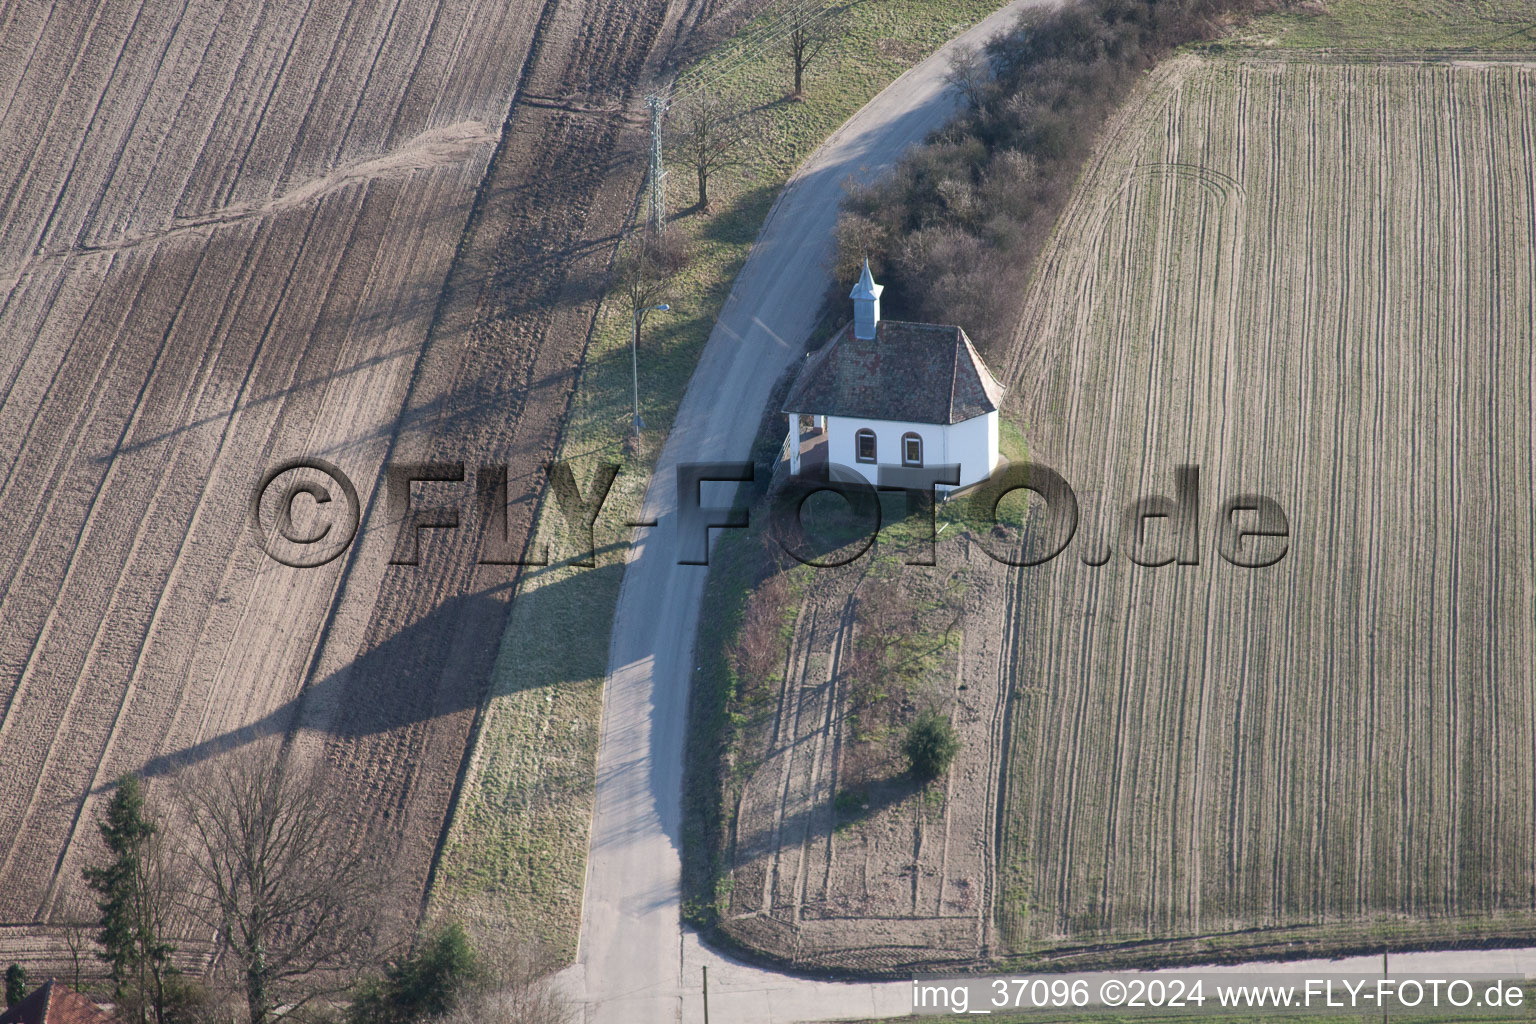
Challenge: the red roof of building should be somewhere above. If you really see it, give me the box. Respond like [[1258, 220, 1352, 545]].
[[0, 981, 121, 1024], [783, 320, 1005, 424]]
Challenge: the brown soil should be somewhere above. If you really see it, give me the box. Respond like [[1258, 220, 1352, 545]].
[[994, 55, 1536, 961], [719, 530, 1019, 974], [0, 0, 738, 974]]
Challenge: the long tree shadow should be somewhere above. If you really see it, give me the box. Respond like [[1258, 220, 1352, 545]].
[[730, 745, 925, 868], [129, 564, 624, 783], [698, 181, 780, 246]]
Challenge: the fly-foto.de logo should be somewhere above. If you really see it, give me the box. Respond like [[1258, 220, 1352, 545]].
[[764, 462, 1288, 569], [250, 459, 1288, 569]]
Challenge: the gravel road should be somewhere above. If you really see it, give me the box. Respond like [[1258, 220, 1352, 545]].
[[564, 3, 1046, 1020], [566, 6, 1536, 1023]]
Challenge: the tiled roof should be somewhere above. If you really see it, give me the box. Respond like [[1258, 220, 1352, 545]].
[[0, 981, 121, 1024], [783, 320, 1004, 424]]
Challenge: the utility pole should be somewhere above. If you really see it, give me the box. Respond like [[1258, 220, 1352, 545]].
[[702, 965, 710, 1024], [646, 93, 668, 229], [1383, 950, 1389, 1024]]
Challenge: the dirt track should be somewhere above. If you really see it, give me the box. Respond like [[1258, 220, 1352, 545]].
[[562, 3, 1051, 1019], [718, 50, 1536, 981], [0, 0, 707, 966]]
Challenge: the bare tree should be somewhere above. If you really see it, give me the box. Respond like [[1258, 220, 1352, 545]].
[[667, 90, 754, 213], [611, 224, 690, 439], [786, 7, 842, 98], [83, 773, 182, 1024], [612, 224, 690, 319], [62, 923, 90, 992], [175, 749, 396, 1024], [135, 827, 184, 1024], [943, 43, 993, 109]]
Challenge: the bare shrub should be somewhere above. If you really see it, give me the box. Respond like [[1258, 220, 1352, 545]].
[[976, 149, 1041, 224], [435, 942, 572, 1024], [733, 572, 792, 705], [943, 44, 995, 110], [845, 584, 924, 730], [834, 0, 1271, 356], [612, 224, 691, 321], [833, 211, 891, 284]]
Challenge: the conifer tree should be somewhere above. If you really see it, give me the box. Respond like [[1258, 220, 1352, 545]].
[[346, 923, 477, 1024], [5, 963, 27, 1007], [83, 774, 178, 1024]]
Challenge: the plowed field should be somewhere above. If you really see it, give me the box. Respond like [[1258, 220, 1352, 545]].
[[999, 54, 1536, 962], [0, 0, 700, 968]]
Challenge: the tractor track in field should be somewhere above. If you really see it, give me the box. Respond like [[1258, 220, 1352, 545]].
[[0, 0, 746, 971], [276, 0, 689, 924], [996, 53, 1536, 960]]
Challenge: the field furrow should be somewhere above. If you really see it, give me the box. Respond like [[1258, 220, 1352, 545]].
[[0, 0, 694, 955], [999, 55, 1536, 959]]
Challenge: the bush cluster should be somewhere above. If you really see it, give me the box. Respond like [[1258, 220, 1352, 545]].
[[836, 0, 1274, 357], [904, 710, 961, 782]]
